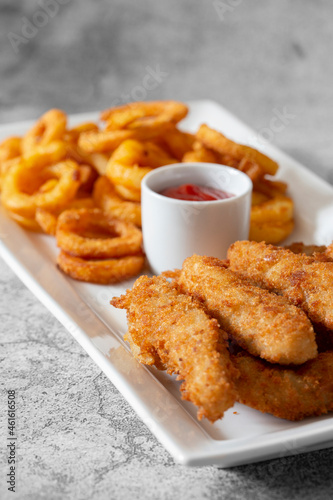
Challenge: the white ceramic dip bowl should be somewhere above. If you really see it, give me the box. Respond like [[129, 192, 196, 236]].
[[141, 163, 252, 275]]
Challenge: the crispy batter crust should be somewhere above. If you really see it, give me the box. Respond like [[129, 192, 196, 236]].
[[325, 242, 333, 261], [111, 275, 238, 422], [228, 241, 333, 330], [232, 350, 333, 420], [285, 242, 327, 256], [178, 255, 317, 365]]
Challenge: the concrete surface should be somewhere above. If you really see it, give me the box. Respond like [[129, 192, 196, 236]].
[[1, 1, 333, 499]]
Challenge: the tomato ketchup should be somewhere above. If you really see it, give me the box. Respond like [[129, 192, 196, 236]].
[[160, 183, 234, 201]]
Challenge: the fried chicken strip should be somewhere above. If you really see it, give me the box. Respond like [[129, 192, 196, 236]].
[[177, 255, 317, 365], [285, 242, 327, 256], [232, 349, 333, 420], [325, 241, 333, 260], [228, 240, 333, 330], [111, 275, 238, 422], [285, 242, 332, 262]]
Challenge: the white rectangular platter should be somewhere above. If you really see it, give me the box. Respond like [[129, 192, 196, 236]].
[[1, 100, 333, 467]]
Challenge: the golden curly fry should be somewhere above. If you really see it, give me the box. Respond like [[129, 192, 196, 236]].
[[65, 122, 99, 143], [249, 219, 294, 244], [2, 159, 81, 218], [0, 137, 22, 176], [35, 198, 96, 236], [196, 124, 279, 176], [78, 123, 171, 153], [7, 211, 42, 232], [106, 139, 177, 198], [56, 208, 142, 259], [93, 176, 141, 227], [101, 100, 188, 131], [35, 208, 58, 236], [182, 144, 219, 163], [156, 125, 195, 160], [57, 250, 145, 284], [114, 183, 141, 202], [22, 109, 67, 155], [250, 185, 294, 244], [251, 195, 293, 224], [85, 152, 110, 176]]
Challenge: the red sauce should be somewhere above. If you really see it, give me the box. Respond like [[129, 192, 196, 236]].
[[160, 183, 234, 201]]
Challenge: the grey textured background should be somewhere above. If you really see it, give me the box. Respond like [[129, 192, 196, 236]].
[[1, 1, 333, 499]]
